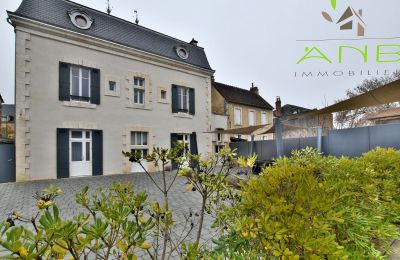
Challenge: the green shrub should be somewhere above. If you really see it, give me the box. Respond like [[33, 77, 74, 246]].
[[210, 147, 400, 259]]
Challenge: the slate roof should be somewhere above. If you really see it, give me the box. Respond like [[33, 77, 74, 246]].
[[213, 82, 274, 110], [1, 104, 16, 117], [281, 104, 314, 117], [8, 0, 212, 71]]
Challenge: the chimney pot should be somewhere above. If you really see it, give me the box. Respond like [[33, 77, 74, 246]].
[[250, 84, 259, 95], [275, 96, 282, 118], [189, 38, 198, 46]]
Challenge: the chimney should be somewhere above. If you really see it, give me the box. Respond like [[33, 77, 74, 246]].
[[358, 9, 363, 16], [250, 83, 259, 95], [275, 96, 282, 118], [189, 38, 198, 46]]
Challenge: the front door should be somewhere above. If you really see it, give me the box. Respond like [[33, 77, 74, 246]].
[[70, 130, 92, 177]]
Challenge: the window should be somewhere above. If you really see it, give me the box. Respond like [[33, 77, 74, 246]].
[[161, 90, 167, 100], [133, 77, 145, 105], [109, 81, 116, 91], [217, 133, 223, 143], [68, 10, 93, 30], [249, 111, 255, 126], [131, 132, 149, 157], [261, 112, 268, 125], [215, 145, 225, 154], [177, 87, 189, 112], [134, 77, 145, 87], [176, 47, 189, 59], [234, 107, 242, 125], [134, 89, 145, 104], [70, 65, 91, 102], [177, 134, 190, 154]]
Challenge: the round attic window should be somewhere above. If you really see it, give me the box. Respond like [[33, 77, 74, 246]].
[[176, 47, 189, 60], [68, 10, 93, 30]]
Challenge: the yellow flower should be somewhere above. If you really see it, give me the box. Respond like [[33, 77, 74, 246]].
[[139, 241, 151, 250], [19, 246, 28, 257]]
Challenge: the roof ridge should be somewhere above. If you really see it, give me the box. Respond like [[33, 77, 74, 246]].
[[214, 81, 252, 93], [58, 0, 204, 49]]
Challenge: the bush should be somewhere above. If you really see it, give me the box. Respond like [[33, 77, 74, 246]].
[[210, 147, 400, 259]]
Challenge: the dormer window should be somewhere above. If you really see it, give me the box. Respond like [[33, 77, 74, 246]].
[[176, 47, 189, 60], [68, 10, 93, 30]]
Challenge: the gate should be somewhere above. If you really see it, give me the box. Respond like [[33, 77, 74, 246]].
[[0, 143, 15, 183]]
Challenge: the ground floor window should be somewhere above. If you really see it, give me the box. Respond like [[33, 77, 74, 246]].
[[176, 134, 191, 154], [215, 144, 225, 154], [130, 131, 149, 172]]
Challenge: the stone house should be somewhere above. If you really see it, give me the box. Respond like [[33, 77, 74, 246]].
[[211, 81, 274, 145], [367, 108, 400, 125], [8, 0, 214, 181]]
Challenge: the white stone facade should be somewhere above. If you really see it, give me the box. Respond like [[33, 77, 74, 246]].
[[12, 17, 213, 181]]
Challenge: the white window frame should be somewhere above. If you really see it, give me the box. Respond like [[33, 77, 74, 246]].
[[234, 107, 242, 125], [133, 77, 145, 105], [69, 130, 92, 162], [177, 87, 190, 113], [261, 112, 268, 125], [70, 65, 91, 102], [177, 134, 191, 154], [248, 110, 256, 126], [130, 131, 149, 157]]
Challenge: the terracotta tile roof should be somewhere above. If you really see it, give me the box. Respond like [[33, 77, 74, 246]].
[[213, 82, 273, 110], [368, 107, 400, 120]]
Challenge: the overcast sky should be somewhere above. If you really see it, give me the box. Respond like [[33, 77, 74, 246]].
[[0, 0, 399, 108]]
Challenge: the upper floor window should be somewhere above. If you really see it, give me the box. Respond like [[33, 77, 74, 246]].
[[234, 107, 242, 125], [133, 77, 145, 105], [59, 62, 100, 105], [249, 110, 255, 126], [178, 87, 189, 112], [70, 66, 91, 102], [261, 112, 268, 125], [172, 85, 195, 115]]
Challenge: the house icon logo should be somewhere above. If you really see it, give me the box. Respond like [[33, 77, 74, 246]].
[[322, 0, 366, 36]]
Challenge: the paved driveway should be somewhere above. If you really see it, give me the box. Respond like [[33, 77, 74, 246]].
[[0, 173, 216, 258]]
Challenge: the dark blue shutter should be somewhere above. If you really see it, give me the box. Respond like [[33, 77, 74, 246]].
[[189, 88, 195, 115], [91, 69, 100, 105], [190, 132, 199, 169], [59, 63, 70, 101], [170, 133, 178, 170], [171, 85, 178, 113], [57, 128, 69, 179], [92, 130, 103, 176]]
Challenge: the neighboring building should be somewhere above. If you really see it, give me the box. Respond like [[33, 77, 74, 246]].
[[276, 99, 333, 138], [211, 81, 274, 143], [0, 104, 15, 142], [367, 108, 400, 125], [8, 0, 214, 181]]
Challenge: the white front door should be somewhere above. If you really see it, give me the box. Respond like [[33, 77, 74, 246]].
[[70, 130, 92, 177]]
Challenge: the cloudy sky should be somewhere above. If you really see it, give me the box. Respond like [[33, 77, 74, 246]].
[[0, 0, 399, 108]]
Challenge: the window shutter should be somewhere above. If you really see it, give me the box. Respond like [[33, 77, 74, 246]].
[[171, 85, 178, 113], [91, 69, 101, 105], [170, 133, 178, 170], [92, 130, 103, 176], [190, 132, 199, 169], [59, 62, 70, 101], [189, 88, 195, 115], [57, 128, 69, 179]]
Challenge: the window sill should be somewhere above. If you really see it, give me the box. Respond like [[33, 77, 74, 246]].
[[173, 113, 194, 119], [126, 103, 151, 110], [63, 101, 97, 109], [157, 99, 168, 104]]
